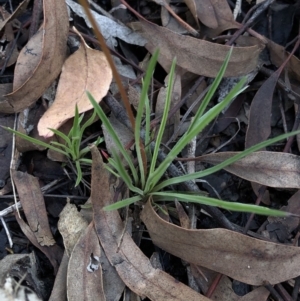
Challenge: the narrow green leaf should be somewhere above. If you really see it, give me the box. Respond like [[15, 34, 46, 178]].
[[145, 58, 177, 192], [49, 128, 72, 148], [189, 47, 233, 132], [136, 50, 160, 187], [70, 105, 82, 158], [74, 160, 83, 187], [88, 91, 139, 184], [80, 109, 97, 137], [144, 93, 151, 160], [104, 163, 120, 178], [103, 195, 143, 211], [50, 141, 72, 154], [146, 77, 247, 191], [79, 136, 103, 157], [153, 130, 300, 191], [78, 158, 93, 164], [111, 149, 144, 195], [3, 127, 69, 156], [151, 192, 288, 217]]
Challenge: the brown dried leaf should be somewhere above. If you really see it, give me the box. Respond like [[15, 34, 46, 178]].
[[139, 20, 263, 77], [67, 223, 106, 301], [90, 145, 212, 301], [38, 31, 112, 138], [49, 252, 68, 301], [58, 201, 89, 257], [12, 170, 55, 246], [141, 201, 300, 285], [245, 72, 279, 148], [15, 214, 63, 274], [201, 0, 238, 36], [184, 0, 235, 30], [197, 151, 300, 189], [184, 0, 205, 27], [268, 40, 300, 82], [5, 0, 69, 112], [151, 0, 199, 36]]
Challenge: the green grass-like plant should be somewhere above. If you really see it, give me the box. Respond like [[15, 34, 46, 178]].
[[88, 48, 300, 217], [4, 105, 103, 186]]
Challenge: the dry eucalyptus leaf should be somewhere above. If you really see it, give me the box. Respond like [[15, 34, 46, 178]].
[[48, 252, 69, 301], [268, 39, 300, 82], [141, 201, 300, 285], [67, 223, 106, 301], [16, 214, 63, 274], [38, 30, 112, 138], [183, 0, 201, 27], [200, 0, 239, 36], [5, 0, 69, 113], [139, 20, 263, 77], [90, 145, 212, 301], [198, 151, 300, 189], [58, 201, 89, 257], [12, 170, 56, 246], [66, 0, 146, 48]]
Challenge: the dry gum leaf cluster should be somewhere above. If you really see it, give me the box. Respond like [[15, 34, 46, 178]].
[[0, 0, 299, 300]]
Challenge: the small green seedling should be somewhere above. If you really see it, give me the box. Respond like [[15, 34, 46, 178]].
[[88, 48, 300, 217], [4, 105, 103, 186]]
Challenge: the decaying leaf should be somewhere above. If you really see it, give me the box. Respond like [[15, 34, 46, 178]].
[[139, 19, 263, 77], [245, 72, 280, 149], [49, 252, 69, 301], [90, 145, 212, 301], [5, 0, 69, 112], [67, 223, 106, 301], [15, 214, 63, 274], [12, 170, 56, 246], [58, 201, 89, 257], [184, 0, 236, 31], [141, 201, 300, 285], [268, 39, 300, 82], [197, 151, 300, 189], [66, 0, 147, 47], [38, 30, 112, 138], [183, 0, 203, 27]]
